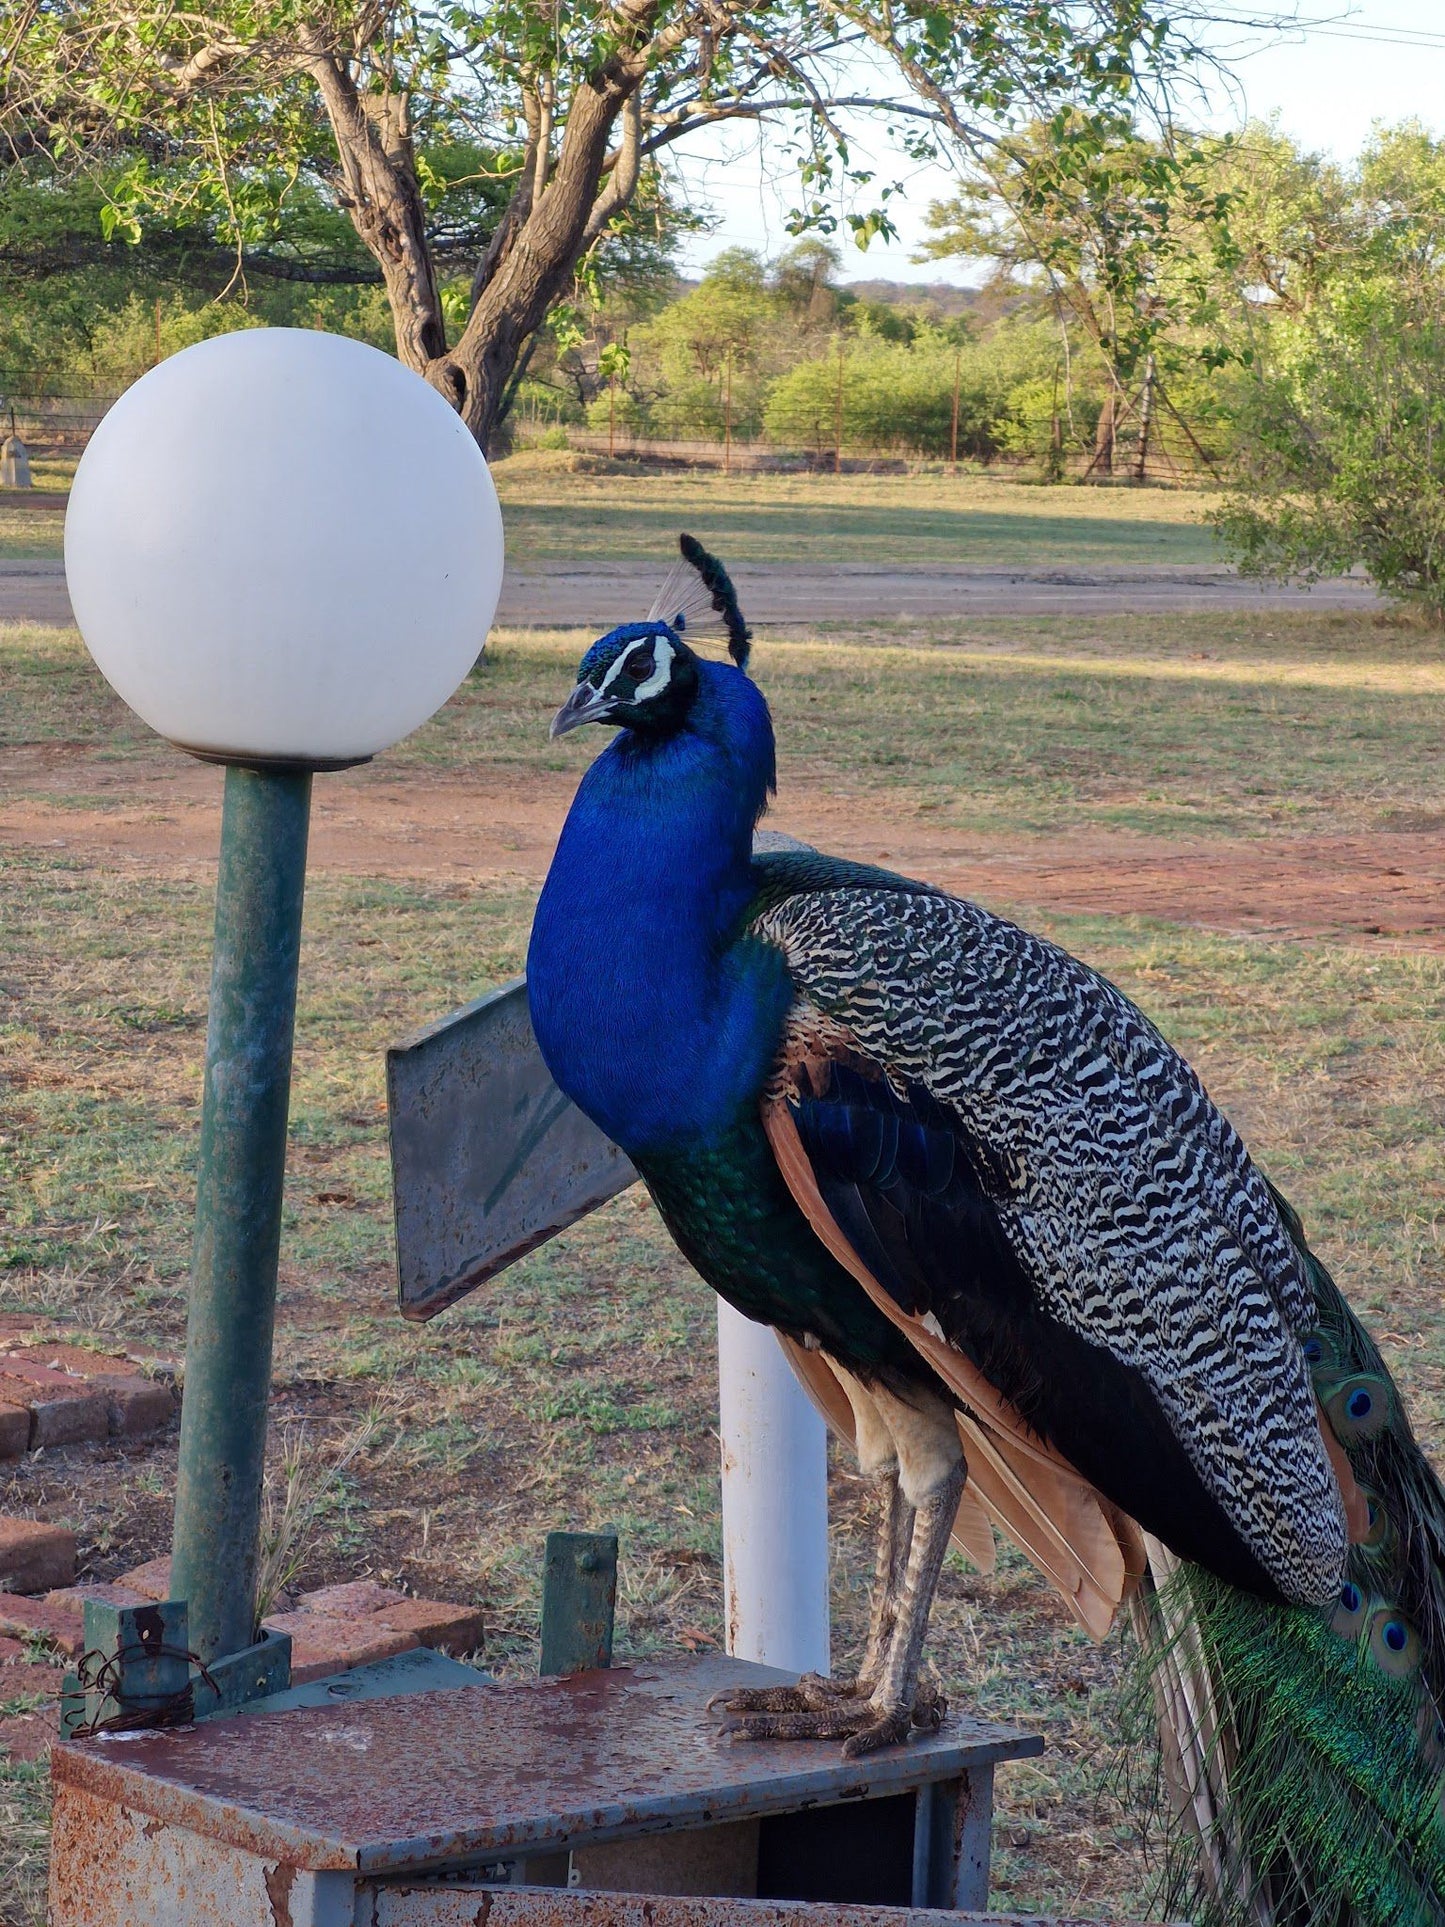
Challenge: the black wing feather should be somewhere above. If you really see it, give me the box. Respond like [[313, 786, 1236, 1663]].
[[791, 1059, 1285, 1600]]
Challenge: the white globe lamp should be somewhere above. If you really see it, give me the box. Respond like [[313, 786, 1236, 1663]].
[[61, 329, 506, 1676], [65, 326, 502, 766]]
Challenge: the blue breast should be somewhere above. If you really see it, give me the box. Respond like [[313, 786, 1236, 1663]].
[[528, 660, 791, 1156]]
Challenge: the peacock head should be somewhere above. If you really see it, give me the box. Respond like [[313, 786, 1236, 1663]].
[[549, 533, 752, 742]]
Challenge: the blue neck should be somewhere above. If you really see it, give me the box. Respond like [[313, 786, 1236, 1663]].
[[528, 661, 790, 1155]]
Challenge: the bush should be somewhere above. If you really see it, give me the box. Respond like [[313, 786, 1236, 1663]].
[[1216, 274, 1445, 617], [763, 339, 993, 458]]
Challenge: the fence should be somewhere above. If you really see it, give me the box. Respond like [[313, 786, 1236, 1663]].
[[0, 394, 117, 460]]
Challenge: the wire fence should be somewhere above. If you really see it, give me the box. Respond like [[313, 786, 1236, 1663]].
[[0, 393, 117, 458]]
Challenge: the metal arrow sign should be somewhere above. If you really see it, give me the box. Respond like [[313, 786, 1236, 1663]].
[[386, 976, 637, 1323]]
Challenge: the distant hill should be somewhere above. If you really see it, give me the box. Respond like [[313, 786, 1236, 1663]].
[[841, 279, 982, 315]]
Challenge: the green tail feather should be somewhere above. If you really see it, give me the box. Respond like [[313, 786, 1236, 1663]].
[[1140, 1185, 1445, 1926]]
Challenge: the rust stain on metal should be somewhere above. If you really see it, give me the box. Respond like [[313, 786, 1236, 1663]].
[[264, 1861, 297, 1927], [50, 1656, 1039, 1882]]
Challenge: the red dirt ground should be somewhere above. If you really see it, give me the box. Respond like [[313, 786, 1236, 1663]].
[[3, 743, 1442, 946]]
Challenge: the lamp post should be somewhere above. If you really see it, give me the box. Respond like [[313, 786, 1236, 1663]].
[[64, 328, 504, 1666]]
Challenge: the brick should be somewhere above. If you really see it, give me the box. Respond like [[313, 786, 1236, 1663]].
[[0, 1344, 135, 1379], [115, 1556, 173, 1602], [89, 1374, 174, 1441], [0, 1518, 76, 1594], [0, 1594, 84, 1657], [46, 1582, 149, 1612], [0, 1636, 27, 1664], [0, 1367, 107, 1449], [299, 1579, 404, 1619], [368, 1597, 486, 1656], [261, 1609, 418, 1686], [0, 1405, 28, 1459]]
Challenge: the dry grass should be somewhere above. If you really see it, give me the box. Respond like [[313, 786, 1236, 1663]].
[[488, 456, 1221, 569], [0, 460, 1219, 569]]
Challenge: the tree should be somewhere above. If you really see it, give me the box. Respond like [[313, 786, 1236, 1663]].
[[1217, 124, 1445, 618], [6, 0, 1190, 449], [919, 114, 1235, 473]]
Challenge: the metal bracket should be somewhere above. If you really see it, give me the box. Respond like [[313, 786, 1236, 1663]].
[[59, 1600, 292, 1736], [191, 1626, 293, 1720], [540, 1530, 618, 1676], [61, 1598, 192, 1737]]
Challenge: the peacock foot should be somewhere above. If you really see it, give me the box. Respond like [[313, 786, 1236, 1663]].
[[705, 1670, 872, 1717], [714, 1676, 945, 1756]]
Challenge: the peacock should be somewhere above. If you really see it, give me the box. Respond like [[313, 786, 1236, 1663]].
[[526, 534, 1445, 1926]]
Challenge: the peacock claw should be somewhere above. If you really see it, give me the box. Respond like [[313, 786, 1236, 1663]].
[[713, 1677, 945, 1754], [706, 1671, 877, 1719]]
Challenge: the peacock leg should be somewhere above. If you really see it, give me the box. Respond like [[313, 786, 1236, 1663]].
[[840, 1446, 965, 1758], [707, 1463, 913, 1719], [717, 1379, 964, 1753]]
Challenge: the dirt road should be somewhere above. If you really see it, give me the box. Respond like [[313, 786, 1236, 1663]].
[[1, 556, 1381, 630], [2, 745, 1438, 947]]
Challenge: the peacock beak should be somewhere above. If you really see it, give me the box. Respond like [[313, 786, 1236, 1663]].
[[549, 680, 616, 739]]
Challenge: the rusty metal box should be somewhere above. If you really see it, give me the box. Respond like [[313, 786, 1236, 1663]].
[[50, 1654, 1042, 1925]]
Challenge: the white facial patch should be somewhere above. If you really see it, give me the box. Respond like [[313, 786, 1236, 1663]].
[[598, 635, 675, 704]]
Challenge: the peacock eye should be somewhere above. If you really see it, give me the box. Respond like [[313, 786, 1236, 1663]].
[[628, 649, 656, 684]]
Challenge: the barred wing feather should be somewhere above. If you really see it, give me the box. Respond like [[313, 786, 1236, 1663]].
[[751, 883, 1348, 1611]]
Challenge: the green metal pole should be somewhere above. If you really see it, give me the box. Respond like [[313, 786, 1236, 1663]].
[[170, 763, 312, 1663]]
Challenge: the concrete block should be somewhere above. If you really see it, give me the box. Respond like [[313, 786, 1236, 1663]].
[[0, 436, 32, 490], [90, 1374, 175, 1440], [0, 1517, 76, 1593], [0, 1404, 29, 1458], [0, 1365, 108, 1449], [368, 1597, 486, 1655], [300, 1579, 402, 1619], [46, 1583, 149, 1616]]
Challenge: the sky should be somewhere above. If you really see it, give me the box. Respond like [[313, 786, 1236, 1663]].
[[670, 3, 1445, 284]]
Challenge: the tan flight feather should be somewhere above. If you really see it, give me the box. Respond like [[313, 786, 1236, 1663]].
[[763, 1092, 1145, 1638]]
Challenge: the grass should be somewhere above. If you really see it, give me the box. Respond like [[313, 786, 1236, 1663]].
[[9, 607, 1445, 843], [0, 459, 1221, 569], [2, 484, 1443, 1920], [490, 457, 1222, 570]]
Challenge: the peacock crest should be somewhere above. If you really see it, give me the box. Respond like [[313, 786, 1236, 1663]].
[[648, 532, 752, 669]]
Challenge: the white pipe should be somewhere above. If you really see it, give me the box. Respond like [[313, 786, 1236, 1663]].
[[716, 1299, 830, 1675]]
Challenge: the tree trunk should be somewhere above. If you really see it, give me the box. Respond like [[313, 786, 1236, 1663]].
[[834, 337, 845, 475], [950, 347, 960, 472], [429, 60, 648, 449], [1133, 356, 1156, 483], [311, 19, 648, 453], [305, 40, 448, 374]]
